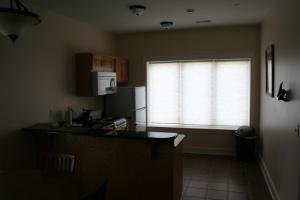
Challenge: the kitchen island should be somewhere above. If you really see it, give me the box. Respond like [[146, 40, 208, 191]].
[[23, 124, 185, 200]]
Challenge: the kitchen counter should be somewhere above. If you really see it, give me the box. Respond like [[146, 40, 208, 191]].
[[22, 123, 184, 147], [23, 123, 185, 200]]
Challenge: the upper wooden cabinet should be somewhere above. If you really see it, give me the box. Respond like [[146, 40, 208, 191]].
[[76, 53, 129, 86], [114, 57, 129, 84], [76, 53, 114, 72]]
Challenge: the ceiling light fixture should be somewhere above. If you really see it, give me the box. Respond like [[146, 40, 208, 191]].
[[129, 5, 146, 16], [186, 8, 195, 13], [0, 0, 41, 43], [160, 21, 174, 29], [196, 20, 211, 24]]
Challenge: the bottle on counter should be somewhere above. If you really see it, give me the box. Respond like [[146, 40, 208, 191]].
[[65, 107, 73, 127]]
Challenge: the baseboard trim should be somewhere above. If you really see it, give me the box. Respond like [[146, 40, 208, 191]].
[[183, 146, 235, 156], [258, 155, 280, 200]]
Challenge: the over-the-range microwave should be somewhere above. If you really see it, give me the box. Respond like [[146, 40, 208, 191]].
[[92, 72, 117, 95]]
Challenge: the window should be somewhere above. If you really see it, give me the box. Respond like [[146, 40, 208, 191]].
[[147, 59, 251, 128]]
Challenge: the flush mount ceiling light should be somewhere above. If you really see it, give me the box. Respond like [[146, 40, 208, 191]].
[[196, 20, 211, 24], [129, 5, 146, 16], [0, 0, 41, 43], [186, 8, 195, 13], [160, 21, 174, 29]]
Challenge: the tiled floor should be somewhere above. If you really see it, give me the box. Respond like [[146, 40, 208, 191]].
[[182, 154, 272, 200]]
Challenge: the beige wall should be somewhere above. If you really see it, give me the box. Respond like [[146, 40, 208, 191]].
[[0, 5, 114, 169], [260, 0, 300, 199], [115, 25, 261, 155]]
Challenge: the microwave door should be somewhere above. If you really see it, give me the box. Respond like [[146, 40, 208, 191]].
[[97, 79, 109, 95], [96, 78, 117, 95], [91, 72, 117, 96], [107, 78, 116, 93]]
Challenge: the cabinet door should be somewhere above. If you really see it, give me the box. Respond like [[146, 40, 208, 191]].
[[115, 58, 129, 83], [92, 55, 102, 72], [100, 55, 115, 72], [92, 55, 114, 72]]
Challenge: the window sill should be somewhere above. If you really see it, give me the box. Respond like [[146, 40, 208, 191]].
[[147, 123, 239, 132]]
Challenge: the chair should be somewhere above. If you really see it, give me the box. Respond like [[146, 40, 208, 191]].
[[38, 152, 76, 174]]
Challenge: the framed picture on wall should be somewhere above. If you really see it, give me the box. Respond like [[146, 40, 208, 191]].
[[265, 44, 275, 97]]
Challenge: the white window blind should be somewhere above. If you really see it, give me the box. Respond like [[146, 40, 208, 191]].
[[147, 60, 250, 128]]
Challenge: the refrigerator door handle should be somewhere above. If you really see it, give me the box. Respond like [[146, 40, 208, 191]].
[[135, 107, 146, 111]]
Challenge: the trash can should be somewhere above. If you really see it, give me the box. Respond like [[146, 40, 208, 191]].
[[235, 126, 257, 161]]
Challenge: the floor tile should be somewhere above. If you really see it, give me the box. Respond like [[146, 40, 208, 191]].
[[183, 154, 272, 200], [228, 192, 248, 200], [208, 176, 228, 184], [229, 176, 248, 185], [229, 183, 248, 193], [182, 195, 205, 200], [184, 187, 206, 198], [208, 182, 228, 190], [250, 193, 272, 200], [207, 189, 227, 200], [189, 180, 208, 189]]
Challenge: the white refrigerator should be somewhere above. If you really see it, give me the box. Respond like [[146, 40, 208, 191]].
[[105, 86, 146, 130]]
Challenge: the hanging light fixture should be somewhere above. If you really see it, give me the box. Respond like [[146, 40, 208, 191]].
[[160, 21, 174, 29], [129, 5, 146, 16], [0, 0, 41, 42]]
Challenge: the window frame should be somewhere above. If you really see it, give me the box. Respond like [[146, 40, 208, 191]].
[[146, 58, 252, 130]]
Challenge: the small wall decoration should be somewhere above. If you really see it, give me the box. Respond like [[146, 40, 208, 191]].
[[265, 44, 275, 97], [277, 82, 289, 102]]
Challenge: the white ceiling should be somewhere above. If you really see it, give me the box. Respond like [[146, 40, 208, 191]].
[[29, 0, 273, 33]]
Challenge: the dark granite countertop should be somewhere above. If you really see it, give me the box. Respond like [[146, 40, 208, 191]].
[[22, 124, 184, 146]]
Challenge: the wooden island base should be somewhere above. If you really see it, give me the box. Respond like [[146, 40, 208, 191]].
[[30, 130, 184, 200]]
